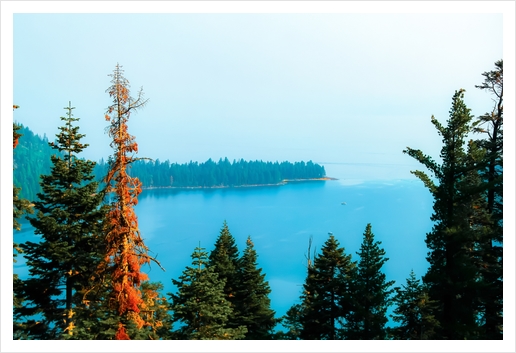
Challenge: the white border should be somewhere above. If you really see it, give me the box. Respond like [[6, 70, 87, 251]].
[[2, 1, 514, 352]]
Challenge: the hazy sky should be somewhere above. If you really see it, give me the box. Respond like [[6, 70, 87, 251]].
[[6, 2, 510, 182]]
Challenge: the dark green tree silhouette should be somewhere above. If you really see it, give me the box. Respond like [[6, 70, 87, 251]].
[[169, 245, 247, 340], [473, 60, 503, 339], [12, 114, 35, 339], [234, 236, 277, 339], [299, 234, 356, 340], [390, 270, 439, 339], [15, 103, 106, 339], [276, 304, 303, 340], [404, 89, 482, 339], [95, 158, 327, 188], [208, 221, 241, 327], [13, 123, 56, 203], [13, 120, 34, 231], [346, 224, 394, 340]]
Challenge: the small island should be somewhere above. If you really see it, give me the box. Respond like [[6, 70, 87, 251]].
[[12, 125, 335, 199], [94, 157, 333, 189]]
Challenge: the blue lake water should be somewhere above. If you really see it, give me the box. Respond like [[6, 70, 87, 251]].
[[13, 173, 435, 323]]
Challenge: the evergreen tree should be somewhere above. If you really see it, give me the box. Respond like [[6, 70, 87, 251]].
[[473, 60, 503, 339], [234, 236, 277, 339], [208, 221, 241, 327], [101, 63, 163, 339], [276, 304, 303, 340], [13, 121, 34, 231], [138, 281, 175, 340], [12, 112, 35, 338], [15, 102, 106, 339], [84, 281, 174, 340], [390, 270, 439, 340], [299, 234, 356, 340], [404, 89, 482, 339], [99, 158, 327, 189], [346, 224, 394, 340], [13, 123, 56, 202], [169, 245, 247, 340]]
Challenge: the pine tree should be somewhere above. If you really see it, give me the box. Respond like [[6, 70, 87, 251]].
[[277, 304, 303, 340], [13, 124, 57, 202], [299, 234, 356, 340], [234, 236, 277, 339], [15, 102, 106, 339], [208, 221, 241, 326], [85, 281, 174, 340], [346, 224, 394, 340], [134, 281, 174, 340], [473, 60, 503, 339], [390, 270, 439, 339], [12, 111, 35, 339], [13, 106, 34, 231], [169, 245, 247, 340], [101, 63, 163, 339], [13, 122, 34, 231], [404, 89, 482, 339]]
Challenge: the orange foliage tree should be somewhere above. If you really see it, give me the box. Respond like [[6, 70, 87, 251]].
[[103, 64, 161, 339], [13, 105, 21, 148]]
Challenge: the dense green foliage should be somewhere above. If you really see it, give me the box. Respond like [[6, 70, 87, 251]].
[[473, 60, 503, 339], [95, 157, 327, 188], [299, 234, 356, 340], [390, 270, 440, 339], [282, 228, 394, 340], [406, 90, 478, 338], [169, 245, 247, 339], [234, 236, 277, 339], [14, 124, 327, 198], [404, 90, 492, 339], [403, 61, 503, 339], [13, 124, 57, 202], [208, 222, 241, 328], [14, 104, 107, 339], [346, 224, 395, 339], [13, 61, 503, 340], [13, 123, 34, 231], [277, 304, 303, 340], [13, 121, 35, 338], [207, 223, 277, 339]]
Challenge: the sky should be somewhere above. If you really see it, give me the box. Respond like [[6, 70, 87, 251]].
[[2, 1, 515, 352], [6, 3, 511, 181]]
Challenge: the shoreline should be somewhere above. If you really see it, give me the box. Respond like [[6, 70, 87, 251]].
[[141, 177, 338, 191]]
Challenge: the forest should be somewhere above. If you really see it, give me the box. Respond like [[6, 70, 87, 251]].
[[95, 157, 327, 189], [13, 61, 503, 340], [13, 128, 326, 202], [12, 125, 54, 203]]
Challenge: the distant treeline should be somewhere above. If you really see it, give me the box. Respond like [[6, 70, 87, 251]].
[[13, 124, 56, 202], [94, 158, 326, 188], [13, 124, 327, 201]]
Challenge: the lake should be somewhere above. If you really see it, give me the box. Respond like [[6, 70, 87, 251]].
[[13, 166, 435, 324]]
